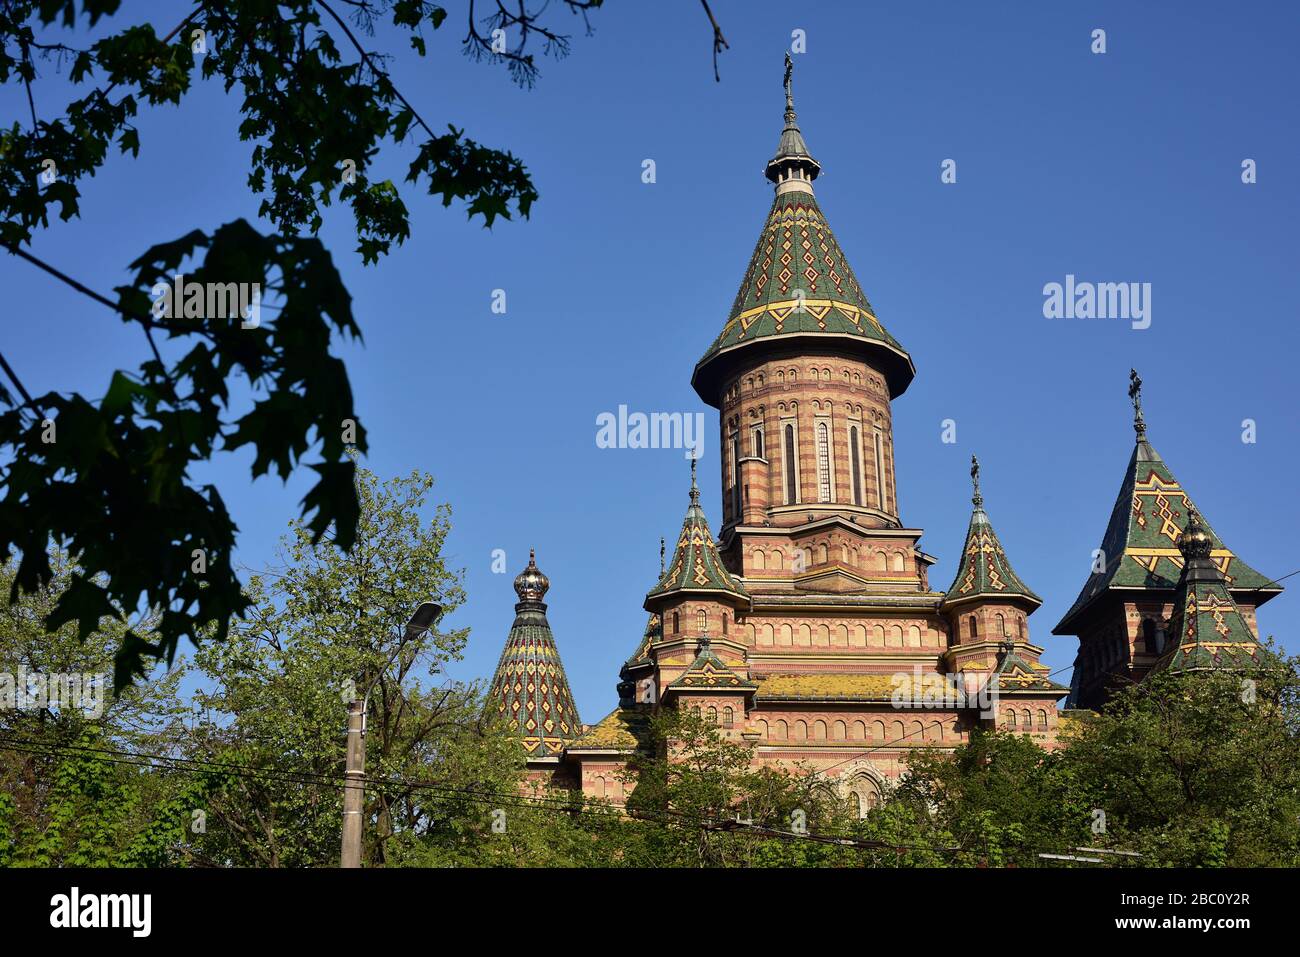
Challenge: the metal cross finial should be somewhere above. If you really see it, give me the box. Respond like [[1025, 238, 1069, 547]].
[[970, 454, 983, 509], [689, 453, 699, 504], [1129, 368, 1147, 441], [659, 536, 666, 575], [784, 52, 794, 111]]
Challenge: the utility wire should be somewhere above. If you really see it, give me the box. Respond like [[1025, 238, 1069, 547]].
[[0, 733, 960, 856]]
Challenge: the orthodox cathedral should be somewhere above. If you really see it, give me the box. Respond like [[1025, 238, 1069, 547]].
[[485, 59, 1280, 812]]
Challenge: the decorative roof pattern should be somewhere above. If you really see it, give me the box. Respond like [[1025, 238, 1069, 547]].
[[569, 706, 653, 752], [665, 639, 757, 692], [691, 60, 914, 402], [694, 190, 913, 394], [756, 672, 959, 701], [942, 456, 1041, 609], [989, 641, 1068, 694], [624, 613, 661, 669], [1153, 510, 1262, 675], [645, 460, 750, 608], [1053, 439, 1276, 634], [486, 552, 581, 757]]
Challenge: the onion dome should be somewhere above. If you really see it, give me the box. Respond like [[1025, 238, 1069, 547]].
[[513, 548, 549, 602], [644, 459, 750, 610], [692, 56, 914, 407], [942, 456, 1040, 609], [1152, 508, 1263, 674], [1053, 371, 1278, 636], [486, 550, 581, 757]]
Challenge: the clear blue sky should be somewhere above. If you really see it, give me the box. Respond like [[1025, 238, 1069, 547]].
[[3, 1, 1296, 721]]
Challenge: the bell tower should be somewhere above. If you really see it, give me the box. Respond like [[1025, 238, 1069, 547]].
[[692, 56, 922, 595]]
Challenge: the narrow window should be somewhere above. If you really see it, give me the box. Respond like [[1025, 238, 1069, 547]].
[[784, 423, 797, 504], [850, 425, 863, 506], [723, 707, 734, 728], [753, 426, 764, 459], [697, 609, 707, 634], [722, 613, 729, 635], [730, 432, 741, 518], [816, 421, 832, 503], [873, 430, 887, 511], [672, 612, 679, 634], [707, 706, 718, 724]]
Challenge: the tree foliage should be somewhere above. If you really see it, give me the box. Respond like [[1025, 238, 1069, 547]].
[[0, 0, 605, 684]]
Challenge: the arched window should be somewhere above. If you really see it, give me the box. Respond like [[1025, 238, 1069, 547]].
[[815, 421, 832, 502], [752, 426, 764, 459], [723, 707, 734, 728], [995, 613, 1006, 637], [968, 615, 977, 639], [784, 423, 798, 504], [672, 612, 679, 634], [1006, 709, 1017, 729], [707, 706, 718, 724], [730, 432, 741, 518], [850, 425, 863, 506], [722, 613, 729, 635], [1141, 618, 1157, 654], [697, 609, 707, 634]]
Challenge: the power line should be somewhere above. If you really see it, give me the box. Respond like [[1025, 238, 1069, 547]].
[[0, 733, 961, 857]]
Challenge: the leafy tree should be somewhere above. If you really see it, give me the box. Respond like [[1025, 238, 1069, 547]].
[[0, 0, 612, 684], [1059, 648, 1300, 867], [188, 464, 521, 867], [625, 707, 855, 867], [0, 549, 201, 865]]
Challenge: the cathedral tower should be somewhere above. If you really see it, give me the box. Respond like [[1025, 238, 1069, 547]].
[[692, 55, 928, 598], [1053, 371, 1280, 708]]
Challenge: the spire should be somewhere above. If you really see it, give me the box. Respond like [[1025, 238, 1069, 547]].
[[1053, 405, 1280, 635], [765, 53, 820, 188], [942, 459, 1040, 609], [692, 59, 914, 406], [645, 460, 750, 609], [1152, 507, 1263, 674], [486, 551, 581, 757]]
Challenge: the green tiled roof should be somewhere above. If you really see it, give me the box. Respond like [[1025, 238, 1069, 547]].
[[1152, 512, 1262, 675], [691, 63, 914, 403], [485, 555, 581, 757], [942, 462, 1040, 609], [1053, 438, 1278, 635], [989, 643, 1068, 695], [624, 613, 661, 669], [692, 189, 914, 401], [645, 464, 749, 609], [665, 639, 756, 692]]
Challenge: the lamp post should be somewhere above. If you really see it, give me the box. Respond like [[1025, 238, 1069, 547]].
[[340, 600, 442, 868]]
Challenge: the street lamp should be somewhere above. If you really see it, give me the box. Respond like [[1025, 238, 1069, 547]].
[[340, 599, 444, 868]]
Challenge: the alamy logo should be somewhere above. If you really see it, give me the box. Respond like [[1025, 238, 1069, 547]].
[[1042, 274, 1151, 329], [0, 669, 104, 718], [595, 406, 706, 458], [50, 887, 151, 937], [150, 273, 261, 329]]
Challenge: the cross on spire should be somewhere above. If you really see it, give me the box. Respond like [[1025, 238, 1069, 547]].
[[970, 454, 983, 509], [783, 52, 794, 112], [689, 453, 700, 505], [659, 536, 666, 575], [1129, 368, 1147, 441]]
